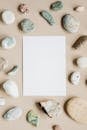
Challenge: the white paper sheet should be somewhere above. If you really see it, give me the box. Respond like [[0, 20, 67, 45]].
[[23, 36, 66, 96]]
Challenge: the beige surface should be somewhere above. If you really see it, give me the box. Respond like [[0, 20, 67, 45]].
[[0, 0, 87, 130]]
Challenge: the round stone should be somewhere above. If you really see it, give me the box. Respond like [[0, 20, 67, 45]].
[[18, 3, 29, 14], [62, 14, 80, 33], [76, 57, 87, 68], [70, 71, 80, 85], [1, 37, 16, 49], [19, 19, 35, 33], [2, 10, 15, 24]]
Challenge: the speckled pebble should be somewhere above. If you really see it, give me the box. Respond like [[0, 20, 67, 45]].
[[70, 71, 80, 85], [18, 3, 29, 14], [62, 14, 80, 33], [50, 1, 63, 11], [19, 19, 35, 33]]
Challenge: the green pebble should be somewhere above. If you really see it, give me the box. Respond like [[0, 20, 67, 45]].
[[27, 110, 39, 127], [50, 1, 63, 11], [40, 10, 55, 25], [20, 19, 35, 33]]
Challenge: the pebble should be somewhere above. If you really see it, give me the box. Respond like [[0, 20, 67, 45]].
[[74, 6, 85, 12], [7, 65, 18, 76], [0, 57, 8, 71], [62, 14, 80, 33], [40, 10, 55, 25], [53, 125, 62, 130], [70, 71, 80, 85], [72, 35, 87, 49], [0, 98, 5, 106], [3, 107, 22, 120], [18, 3, 29, 14], [19, 19, 35, 33], [50, 1, 63, 11], [27, 110, 39, 127], [1, 10, 15, 24], [39, 100, 62, 118], [66, 97, 87, 124], [1, 36, 16, 49], [3, 80, 19, 98], [76, 57, 87, 68]]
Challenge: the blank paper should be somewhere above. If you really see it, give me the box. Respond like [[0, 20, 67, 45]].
[[23, 36, 66, 96]]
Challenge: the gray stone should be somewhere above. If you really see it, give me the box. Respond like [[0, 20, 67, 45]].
[[62, 14, 80, 33], [40, 10, 55, 25], [27, 110, 39, 127], [19, 19, 35, 33], [3, 107, 22, 120], [50, 1, 63, 11]]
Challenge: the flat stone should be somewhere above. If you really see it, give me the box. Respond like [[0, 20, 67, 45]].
[[40, 10, 55, 25], [27, 110, 39, 127], [19, 19, 35, 33], [7, 65, 18, 76], [74, 6, 85, 12], [1, 10, 15, 24], [3, 107, 22, 120], [1, 37, 16, 49], [3, 80, 19, 98], [39, 100, 62, 118], [50, 1, 63, 11], [62, 14, 80, 33], [76, 57, 87, 68]]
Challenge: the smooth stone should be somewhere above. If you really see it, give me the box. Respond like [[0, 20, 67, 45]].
[[50, 1, 63, 11], [53, 125, 62, 130], [0, 57, 8, 71], [62, 14, 80, 33], [1, 10, 15, 24], [27, 110, 39, 127], [18, 3, 29, 14], [19, 19, 35, 33], [70, 71, 80, 85], [7, 65, 18, 76], [3, 80, 19, 98], [0, 98, 5, 106], [1, 37, 16, 49], [77, 57, 87, 68], [74, 6, 85, 12], [39, 100, 62, 118], [40, 10, 55, 25], [72, 35, 87, 49], [3, 107, 22, 120]]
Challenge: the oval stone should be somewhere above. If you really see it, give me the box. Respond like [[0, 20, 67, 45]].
[[1, 37, 16, 49], [50, 1, 63, 11], [76, 57, 87, 68], [62, 14, 80, 33]]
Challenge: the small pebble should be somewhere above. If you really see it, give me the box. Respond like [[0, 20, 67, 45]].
[[1, 36, 16, 49], [50, 1, 63, 11], [53, 125, 62, 130], [62, 14, 80, 33], [3, 107, 22, 120], [40, 10, 55, 25], [0, 57, 8, 71], [70, 71, 80, 85], [76, 57, 87, 68], [72, 35, 87, 49], [18, 3, 29, 14], [7, 65, 18, 76], [19, 19, 35, 33], [27, 110, 39, 127], [3, 80, 19, 98], [39, 100, 62, 118], [74, 6, 85, 12], [1, 10, 15, 24], [0, 98, 5, 106]]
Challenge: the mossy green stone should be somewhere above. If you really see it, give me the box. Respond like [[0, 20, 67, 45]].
[[40, 10, 55, 25], [50, 1, 63, 11], [27, 110, 39, 127], [20, 19, 35, 33]]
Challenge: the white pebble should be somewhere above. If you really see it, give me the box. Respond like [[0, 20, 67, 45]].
[[0, 98, 5, 106], [2, 10, 15, 24], [70, 71, 80, 85], [77, 57, 87, 68], [74, 6, 85, 12]]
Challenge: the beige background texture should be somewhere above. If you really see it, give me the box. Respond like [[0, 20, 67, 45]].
[[0, 0, 87, 130]]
